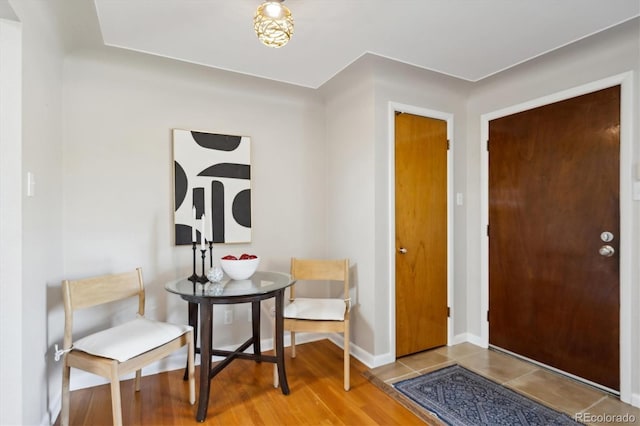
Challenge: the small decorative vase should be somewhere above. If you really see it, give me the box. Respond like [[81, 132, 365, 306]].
[[207, 267, 224, 283]]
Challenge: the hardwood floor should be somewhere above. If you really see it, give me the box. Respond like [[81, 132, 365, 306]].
[[56, 339, 640, 425], [56, 339, 423, 425]]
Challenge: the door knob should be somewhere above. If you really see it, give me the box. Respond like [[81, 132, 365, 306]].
[[599, 245, 615, 257], [398, 247, 407, 254], [600, 231, 614, 242]]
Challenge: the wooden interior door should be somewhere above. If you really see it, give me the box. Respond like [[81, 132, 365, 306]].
[[395, 112, 448, 357], [488, 86, 620, 391]]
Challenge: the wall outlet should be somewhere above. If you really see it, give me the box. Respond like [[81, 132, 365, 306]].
[[224, 310, 233, 324]]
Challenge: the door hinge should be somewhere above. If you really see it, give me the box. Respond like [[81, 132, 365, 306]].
[[486, 140, 490, 151], [447, 307, 451, 317], [487, 224, 490, 237], [447, 139, 450, 150], [487, 310, 490, 322]]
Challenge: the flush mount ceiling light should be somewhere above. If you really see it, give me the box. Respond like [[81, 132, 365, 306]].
[[253, 0, 294, 48]]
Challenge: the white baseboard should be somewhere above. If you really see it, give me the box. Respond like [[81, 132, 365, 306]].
[[324, 333, 491, 371], [452, 332, 486, 348], [631, 392, 640, 408], [326, 334, 390, 369], [348, 333, 490, 370]]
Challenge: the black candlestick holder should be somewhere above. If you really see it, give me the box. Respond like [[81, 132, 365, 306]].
[[198, 248, 208, 283], [208, 240, 214, 268], [188, 242, 198, 282]]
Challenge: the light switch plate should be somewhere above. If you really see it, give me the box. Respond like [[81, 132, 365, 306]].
[[26, 172, 35, 197], [633, 181, 640, 201]]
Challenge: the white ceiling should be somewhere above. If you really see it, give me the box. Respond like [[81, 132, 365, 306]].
[[93, 0, 640, 89]]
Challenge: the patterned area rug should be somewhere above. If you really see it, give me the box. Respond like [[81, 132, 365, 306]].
[[392, 365, 582, 426]]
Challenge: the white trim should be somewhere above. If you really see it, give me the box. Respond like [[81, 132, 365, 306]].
[[633, 393, 640, 409], [327, 333, 384, 368], [453, 332, 484, 347], [479, 72, 634, 403], [387, 101, 455, 361]]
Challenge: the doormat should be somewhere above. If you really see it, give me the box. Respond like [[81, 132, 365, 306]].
[[391, 365, 582, 426]]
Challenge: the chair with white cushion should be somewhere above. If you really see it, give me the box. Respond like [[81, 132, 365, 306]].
[[277, 258, 351, 391], [60, 268, 195, 426]]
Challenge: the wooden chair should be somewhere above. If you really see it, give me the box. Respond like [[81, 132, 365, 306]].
[[60, 268, 195, 426], [275, 258, 351, 391]]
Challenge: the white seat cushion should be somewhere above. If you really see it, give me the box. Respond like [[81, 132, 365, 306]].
[[283, 298, 346, 321], [73, 317, 192, 362]]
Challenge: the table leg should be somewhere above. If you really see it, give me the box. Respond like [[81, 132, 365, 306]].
[[275, 290, 290, 395], [184, 301, 198, 381], [251, 300, 261, 357], [196, 302, 213, 422]]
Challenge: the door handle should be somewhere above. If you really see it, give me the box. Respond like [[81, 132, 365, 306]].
[[398, 247, 407, 254], [599, 245, 615, 257]]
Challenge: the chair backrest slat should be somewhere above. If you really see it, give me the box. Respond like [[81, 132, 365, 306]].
[[62, 268, 145, 349], [290, 258, 349, 298], [63, 269, 143, 311]]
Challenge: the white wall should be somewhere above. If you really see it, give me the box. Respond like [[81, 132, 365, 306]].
[[3, 1, 66, 425], [0, 9, 23, 426], [319, 55, 471, 363], [466, 18, 640, 402], [321, 58, 377, 356], [58, 46, 326, 384]]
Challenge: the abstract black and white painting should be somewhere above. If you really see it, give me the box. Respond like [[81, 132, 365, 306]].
[[173, 129, 251, 245]]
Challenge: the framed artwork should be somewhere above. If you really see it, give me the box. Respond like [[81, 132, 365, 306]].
[[173, 129, 251, 245]]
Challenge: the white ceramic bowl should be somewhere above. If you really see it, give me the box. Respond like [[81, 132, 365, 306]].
[[220, 256, 260, 280]]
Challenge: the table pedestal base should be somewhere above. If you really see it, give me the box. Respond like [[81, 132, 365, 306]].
[[185, 291, 290, 422]]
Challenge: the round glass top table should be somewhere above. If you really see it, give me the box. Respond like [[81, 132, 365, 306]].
[[165, 271, 295, 422]]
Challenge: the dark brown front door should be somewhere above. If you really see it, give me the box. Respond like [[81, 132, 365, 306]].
[[395, 112, 448, 357], [488, 86, 620, 390]]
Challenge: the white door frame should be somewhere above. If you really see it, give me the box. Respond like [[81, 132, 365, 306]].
[[388, 101, 454, 360], [479, 72, 634, 403]]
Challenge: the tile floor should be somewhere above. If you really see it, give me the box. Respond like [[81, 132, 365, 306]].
[[367, 343, 640, 425]]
